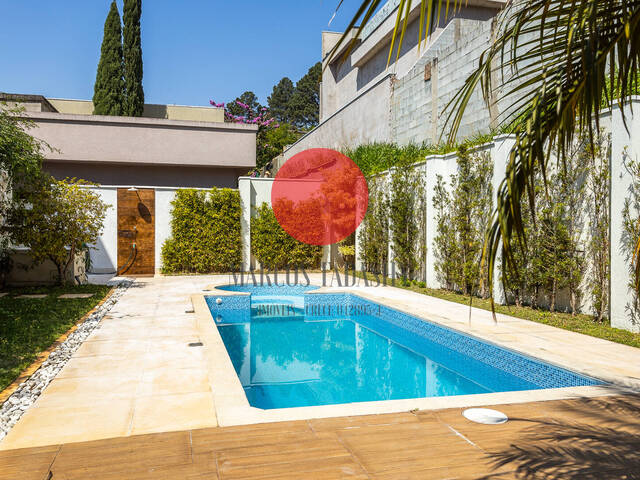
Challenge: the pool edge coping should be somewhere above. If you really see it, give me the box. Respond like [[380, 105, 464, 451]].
[[192, 284, 639, 427]]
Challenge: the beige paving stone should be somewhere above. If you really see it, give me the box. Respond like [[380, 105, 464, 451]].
[[74, 339, 150, 357], [15, 294, 47, 299], [56, 355, 142, 380], [0, 399, 135, 450], [33, 376, 141, 408], [58, 293, 94, 299], [138, 367, 211, 397], [130, 392, 217, 435]]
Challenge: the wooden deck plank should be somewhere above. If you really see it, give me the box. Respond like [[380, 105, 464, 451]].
[[0, 395, 638, 480]]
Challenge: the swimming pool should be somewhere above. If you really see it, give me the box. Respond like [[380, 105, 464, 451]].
[[206, 285, 601, 410]]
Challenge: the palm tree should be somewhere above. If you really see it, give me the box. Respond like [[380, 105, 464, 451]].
[[328, 0, 640, 308]]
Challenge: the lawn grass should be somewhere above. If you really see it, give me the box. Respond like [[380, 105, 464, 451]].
[[399, 282, 640, 349], [0, 284, 112, 391], [350, 270, 640, 348]]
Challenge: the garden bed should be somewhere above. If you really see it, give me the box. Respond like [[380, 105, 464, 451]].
[[408, 284, 640, 349], [354, 271, 639, 348]]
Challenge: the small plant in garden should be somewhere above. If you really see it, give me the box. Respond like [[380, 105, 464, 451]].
[[388, 159, 426, 281], [10, 178, 108, 284], [358, 177, 389, 274], [587, 133, 611, 322], [251, 203, 322, 269], [161, 188, 242, 273], [622, 150, 640, 326], [433, 149, 492, 296]]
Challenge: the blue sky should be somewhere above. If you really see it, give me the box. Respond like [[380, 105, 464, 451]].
[[0, 0, 364, 106]]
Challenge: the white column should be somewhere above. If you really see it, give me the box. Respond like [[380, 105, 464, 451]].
[[490, 135, 517, 305], [238, 177, 252, 272], [154, 188, 177, 275], [610, 100, 640, 332], [425, 153, 456, 289]]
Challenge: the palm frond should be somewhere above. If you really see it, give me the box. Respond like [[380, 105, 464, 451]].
[[328, 0, 640, 309], [442, 0, 640, 311]]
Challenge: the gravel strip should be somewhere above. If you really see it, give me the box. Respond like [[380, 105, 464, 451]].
[[0, 281, 132, 441]]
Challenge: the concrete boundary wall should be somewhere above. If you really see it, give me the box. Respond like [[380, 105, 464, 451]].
[[238, 178, 332, 271], [611, 102, 640, 331], [275, 75, 394, 171], [347, 104, 639, 332], [84, 185, 209, 275]]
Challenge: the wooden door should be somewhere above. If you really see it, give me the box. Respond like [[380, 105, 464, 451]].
[[117, 188, 155, 275]]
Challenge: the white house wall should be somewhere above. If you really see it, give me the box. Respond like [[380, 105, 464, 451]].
[[155, 188, 178, 274], [87, 187, 117, 274]]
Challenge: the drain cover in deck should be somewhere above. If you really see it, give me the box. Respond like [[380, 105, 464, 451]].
[[463, 408, 508, 424]]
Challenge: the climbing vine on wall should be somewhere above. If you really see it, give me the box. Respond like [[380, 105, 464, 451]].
[[501, 134, 609, 316], [388, 160, 426, 281], [433, 148, 493, 296], [587, 134, 611, 322], [358, 177, 389, 274], [622, 151, 640, 326]]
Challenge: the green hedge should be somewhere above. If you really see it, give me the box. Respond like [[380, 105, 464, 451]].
[[251, 203, 322, 269], [161, 188, 242, 273]]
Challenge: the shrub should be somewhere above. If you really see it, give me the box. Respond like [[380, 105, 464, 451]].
[[388, 160, 426, 280], [161, 188, 242, 273], [251, 203, 322, 269], [358, 177, 389, 274], [433, 148, 493, 296]]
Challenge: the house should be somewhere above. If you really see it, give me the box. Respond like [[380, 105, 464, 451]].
[[277, 0, 507, 165], [2, 93, 257, 281]]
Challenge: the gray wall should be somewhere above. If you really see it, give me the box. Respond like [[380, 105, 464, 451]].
[[278, 75, 394, 167], [391, 17, 497, 145], [24, 111, 257, 169], [44, 162, 247, 189]]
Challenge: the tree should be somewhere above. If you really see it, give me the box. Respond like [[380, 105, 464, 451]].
[[288, 62, 321, 129], [10, 179, 108, 284], [432, 149, 492, 296], [226, 91, 262, 122], [388, 159, 425, 281], [0, 106, 49, 286], [358, 178, 389, 274], [267, 78, 295, 123], [93, 0, 125, 116], [257, 123, 298, 169], [332, 0, 640, 306], [587, 133, 610, 322], [123, 0, 144, 117]]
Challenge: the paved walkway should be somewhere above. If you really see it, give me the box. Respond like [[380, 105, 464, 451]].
[[2, 395, 639, 479], [2, 274, 640, 452], [1, 276, 223, 450]]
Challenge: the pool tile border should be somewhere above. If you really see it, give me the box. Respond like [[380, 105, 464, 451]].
[[192, 282, 636, 427]]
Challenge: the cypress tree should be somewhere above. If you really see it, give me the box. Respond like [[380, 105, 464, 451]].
[[93, 1, 125, 116], [123, 0, 144, 116]]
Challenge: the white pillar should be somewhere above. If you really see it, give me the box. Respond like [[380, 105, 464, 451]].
[[610, 100, 640, 332], [238, 177, 252, 272], [490, 135, 517, 305], [425, 153, 456, 289]]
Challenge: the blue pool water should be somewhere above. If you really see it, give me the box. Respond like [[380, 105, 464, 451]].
[[207, 286, 601, 409]]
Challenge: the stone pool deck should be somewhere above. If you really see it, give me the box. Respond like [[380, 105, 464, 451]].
[[1, 274, 639, 455]]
